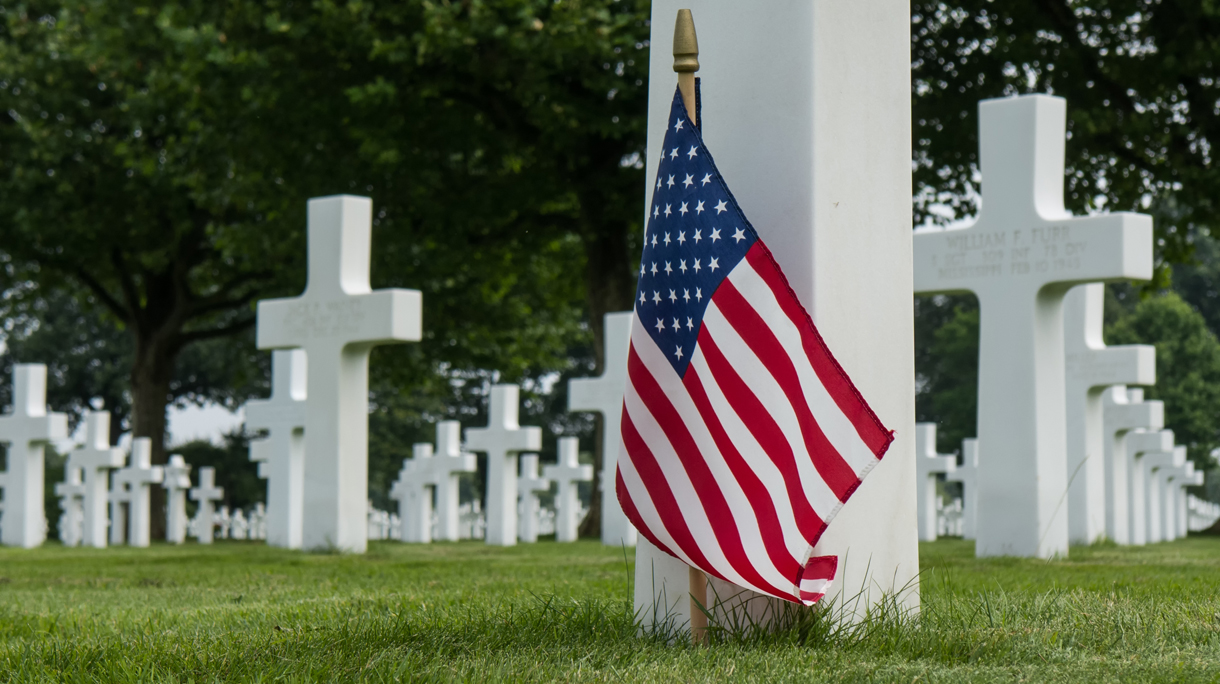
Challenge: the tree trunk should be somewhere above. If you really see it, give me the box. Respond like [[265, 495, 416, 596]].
[[576, 213, 638, 539], [130, 331, 176, 540]]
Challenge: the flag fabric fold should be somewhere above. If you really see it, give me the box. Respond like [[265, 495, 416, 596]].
[[616, 83, 894, 606]]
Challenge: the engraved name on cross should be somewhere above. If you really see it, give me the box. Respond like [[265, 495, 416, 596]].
[[1063, 283, 1155, 545], [0, 364, 67, 548], [257, 195, 422, 553], [246, 348, 308, 550], [913, 94, 1153, 558]]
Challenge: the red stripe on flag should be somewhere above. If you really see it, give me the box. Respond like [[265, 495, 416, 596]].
[[796, 555, 837, 605], [714, 277, 860, 502], [616, 469, 679, 560], [684, 365, 807, 580], [744, 244, 894, 457], [628, 344, 790, 598], [696, 327, 828, 532], [620, 386, 727, 584]]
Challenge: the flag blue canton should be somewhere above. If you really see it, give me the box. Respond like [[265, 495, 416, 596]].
[[634, 86, 757, 376]]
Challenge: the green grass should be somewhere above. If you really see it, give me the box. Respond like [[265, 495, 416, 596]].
[[2, 537, 1220, 681]]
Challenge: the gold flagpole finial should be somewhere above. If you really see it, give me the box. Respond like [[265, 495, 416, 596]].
[[673, 9, 699, 73], [673, 9, 699, 125]]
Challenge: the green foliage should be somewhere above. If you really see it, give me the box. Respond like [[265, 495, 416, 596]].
[[3, 540, 1220, 680], [915, 295, 980, 454], [912, 0, 1220, 284], [0, 0, 650, 484], [1107, 292, 1220, 469]]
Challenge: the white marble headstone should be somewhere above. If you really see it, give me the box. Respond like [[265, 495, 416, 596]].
[[516, 453, 550, 543], [914, 424, 956, 542], [189, 466, 224, 544], [257, 195, 422, 552], [636, 0, 920, 630], [464, 385, 542, 547], [914, 95, 1153, 558], [1063, 284, 1155, 545], [390, 444, 433, 543], [568, 311, 636, 547], [422, 421, 476, 542], [543, 437, 593, 543], [946, 438, 979, 540], [108, 470, 130, 546], [1125, 429, 1174, 545], [111, 437, 163, 547], [246, 348, 307, 550], [1142, 445, 1184, 544], [65, 411, 125, 548], [0, 364, 67, 548], [163, 454, 192, 544], [55, 466, 85, 547], [1101, 387, 1162, 543]]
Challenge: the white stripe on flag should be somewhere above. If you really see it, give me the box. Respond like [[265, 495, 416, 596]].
[[727, 262, 880, 476], [701, 300, 843, 521]]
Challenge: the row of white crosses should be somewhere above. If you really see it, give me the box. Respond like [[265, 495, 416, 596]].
[[913, 93, 1154, 557], [919, 387, 1202, 546], [246, 195, 639, 551], [388, 390, 594, 546]]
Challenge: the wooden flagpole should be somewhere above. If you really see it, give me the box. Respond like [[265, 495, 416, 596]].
[[673, 7, 708, 647]]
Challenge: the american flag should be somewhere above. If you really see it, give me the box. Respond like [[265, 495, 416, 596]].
[[616, 85, 894, 605]]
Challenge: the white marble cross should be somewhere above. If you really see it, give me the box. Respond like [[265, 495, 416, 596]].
[[1063, 284, 1155, 546], [246, 348, 307, 550], [1125, 428, 1174, 545], [465, 384, 542, 546], [946, 438, 979, 540], [1177, 463, 1204, 539], [543, 436, 593, 543], [65, 411, 125, 548], [913, 95, 1153, 558], [55, 466, 85, 547], [1155, 460, 1190, 542], [390, 444, 433, 543], [231, 508, 249, 540], [422, 421, 475, 542], [257, 195, 422, 552], [108, 473, 130, 546], [250, 502, 267, 540], [1142, 445, 1184, 544], [914, 424, 956, 542], [163, 454, 192, 544], [0, 364, 68, 548], [568, 311, 636, 547], [1101, 387, 1163, 543], [189, 466, 224, 544], [112, 438, 163, 547], [516, 453, 550, 543]]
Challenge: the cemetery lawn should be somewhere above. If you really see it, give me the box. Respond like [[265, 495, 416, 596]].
[[2, 539, 1220, 681]]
